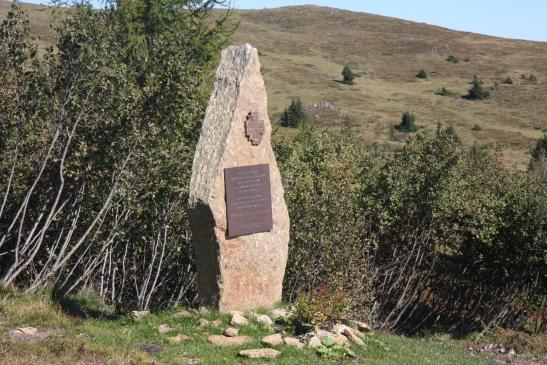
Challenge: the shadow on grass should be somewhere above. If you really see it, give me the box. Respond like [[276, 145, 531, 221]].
[[52, 289, 121, 320]]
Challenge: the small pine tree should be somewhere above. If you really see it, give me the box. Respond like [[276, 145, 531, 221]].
[[286, 98, 307, 128], [416, 69, 428, 79], [446, 55, 459, 63], [396, 111, 418, 132], [466, 76, 490, 100], [342, 65, 355, 84]]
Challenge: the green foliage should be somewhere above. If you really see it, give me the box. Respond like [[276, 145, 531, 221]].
[[530, 135, 547, 161], [466, 76, 490, 100], [416, 68, 428, 79], [342, 64, 355, 84], [0, 1, 233, 308], [295, 283, 351, 325], [471, 124, 482, 131], [529, 74, 537, 81], [503, 77, 513, 84], [282, 98, 307, 128], [435, 87, 457, 97], [395, 111, 418, 132], [276, 126, 546, 332], [446, 55, 459, 63]]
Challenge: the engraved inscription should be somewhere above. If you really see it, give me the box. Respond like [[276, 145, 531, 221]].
[[224, 164, 273, 238], [245, 111, 264, 146]]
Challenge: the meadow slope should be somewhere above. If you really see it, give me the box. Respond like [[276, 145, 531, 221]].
[[2, 2, 547, 166]]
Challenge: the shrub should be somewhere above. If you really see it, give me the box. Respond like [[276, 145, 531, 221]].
[[342, 65, 355, 84], [466, 76, 490, 100], [281, 98, 307, 128], [0, 1, 232, 308], [471, 124, 482, 131], [529, 74, 537, 81], [416, 69, 428, 79], [446, 55, 459, 63], [503, 77, 513, 84], [296, 283, 351, 325], [435, 87, 457, 97]]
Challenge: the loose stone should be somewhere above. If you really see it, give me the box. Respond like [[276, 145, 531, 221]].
[[223, 327, 239, 337], [261, 333, 283, 346], [207, 335, 251, 346], [284, 337, 304, 350], [230, 312, 248, 326], [238, 348, 281, 359], [256, 314, 273, 326]]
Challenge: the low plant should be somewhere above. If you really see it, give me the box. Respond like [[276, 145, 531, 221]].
[[503, 77, 513, 84], [446, 55, 459, 63], [435, 87, 457, 97], [466, 76, 490, 100], [295, 283, 351, 325], [395, 111, 419, 132], [416, 68, 428, 79], [471, 124, 482, 131]]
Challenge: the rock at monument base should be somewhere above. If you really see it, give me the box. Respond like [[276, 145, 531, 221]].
[[284, 337, 305, 349], [238, 348, 281, 359], [230, 312, 248, 326], [207, 335, 251, 346], [189, 43, 290, 312], [261, 333, 283, 346], [256, 314, 273, 326], [223, 327, 239, 337]]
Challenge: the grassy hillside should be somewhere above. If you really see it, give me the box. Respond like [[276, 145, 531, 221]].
[[0, 288, 499, 365], [1, 2, 546, 167]]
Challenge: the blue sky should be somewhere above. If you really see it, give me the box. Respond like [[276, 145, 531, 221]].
[[23, 0, 547, 41]]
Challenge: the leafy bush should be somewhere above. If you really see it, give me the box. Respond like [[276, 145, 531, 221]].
[[529, 74, 537, 81], [416, 69, 428, 79], [277, 126, 546, 333], [0, 1, 232, 309], [503, 77, 513, 84], [296, 283, 351, 325]]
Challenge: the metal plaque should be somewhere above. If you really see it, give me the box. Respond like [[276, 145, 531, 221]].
[[224, 164, 273, 238], [245, 111, 264, 146]]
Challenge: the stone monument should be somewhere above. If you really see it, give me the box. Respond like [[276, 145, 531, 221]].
[[188, 43, 290, 312]]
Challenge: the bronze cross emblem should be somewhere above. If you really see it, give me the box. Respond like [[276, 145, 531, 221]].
[[245, 111, 264, 146]]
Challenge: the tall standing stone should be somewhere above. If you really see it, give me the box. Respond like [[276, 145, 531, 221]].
[[188, 44, 290, 312]]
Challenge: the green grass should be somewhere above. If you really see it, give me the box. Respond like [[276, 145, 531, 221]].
[[0, 289, 498, 364]]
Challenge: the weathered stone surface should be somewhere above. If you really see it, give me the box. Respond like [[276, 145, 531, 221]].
[[167, 334, 191, 343], [188, 43, 290, 312], [238, 348, 281, 359], [261, 333, 283, 346], [131, 310, 149, 321], [307, 335, 324, 349], [284, 337, 304, 349], [230, 312, 248, 326], [158, 324, 172, 334], [343, 328, 365, 347], [256, 314, 273, 326], [207, 335, 251, 346], [12, 327, 38, 336], [270, 308, 291, 320], [330, 323, 349, 335], [332, 334, 349, 346], [223, 327, 239, 337], [352, 320, 373, 333], [172, 310, 193, 319], [196, 318, 210, 328], [211, 319, 221, 327]]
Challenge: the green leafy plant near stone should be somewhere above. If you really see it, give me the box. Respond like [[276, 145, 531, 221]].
[[446, 55, 459, 63]]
